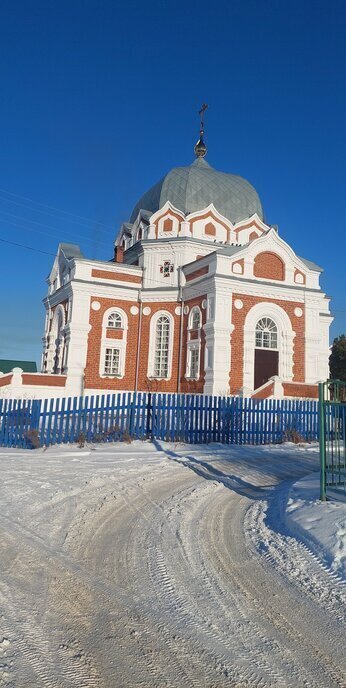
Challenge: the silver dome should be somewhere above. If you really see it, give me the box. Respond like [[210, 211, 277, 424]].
[[130, 157, 263, 224]]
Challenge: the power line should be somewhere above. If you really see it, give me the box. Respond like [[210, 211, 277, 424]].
[[0, 237, 56, 256], [0, 210, 112, 248], [0, 193, 116, 237], [0, 187, 118, 232]]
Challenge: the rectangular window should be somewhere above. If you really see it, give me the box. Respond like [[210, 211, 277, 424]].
[[104, 347, 120, 375], [190, 348, 200, 379]]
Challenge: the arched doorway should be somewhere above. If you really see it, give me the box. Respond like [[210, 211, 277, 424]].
[[242, 302, 295, 394], [254, 317, 278, 389]]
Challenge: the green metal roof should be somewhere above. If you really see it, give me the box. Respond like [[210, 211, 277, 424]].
[[0, 360, 37, 373], [130, 157, 263, 224]]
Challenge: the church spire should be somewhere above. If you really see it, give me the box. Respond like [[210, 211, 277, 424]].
[[194, 103, 208, 158]]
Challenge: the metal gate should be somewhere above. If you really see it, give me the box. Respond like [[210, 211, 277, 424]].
[[319, 380, 346, 500]]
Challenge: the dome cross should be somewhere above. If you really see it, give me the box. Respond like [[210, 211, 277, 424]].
[[194, 103, 208, 158]]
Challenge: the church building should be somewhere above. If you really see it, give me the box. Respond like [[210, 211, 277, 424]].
[[35, 117, 332, 400]]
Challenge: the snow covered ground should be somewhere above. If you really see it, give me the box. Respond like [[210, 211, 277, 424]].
[[285, 470, 345, 578], [0, 440, 344, 687]]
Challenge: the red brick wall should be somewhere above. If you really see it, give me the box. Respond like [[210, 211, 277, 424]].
[[254, 252, 285, 281], [283, 383, 318, 399], [0, 374, 12, 387], [91, 269, 142, 284], [106, 328, 124, 340], [230, 294, 305, 394], [22, 374, 67, 387], [84, 298, 185, 392], [185, 266, 209, 282], [251, 382, 274, 399]]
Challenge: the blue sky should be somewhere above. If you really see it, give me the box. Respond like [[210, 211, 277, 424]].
[[0, 0, 345, 364]]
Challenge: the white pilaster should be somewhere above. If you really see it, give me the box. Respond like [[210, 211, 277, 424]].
[[64, 290, 92, 396], [305, 294, 333, 383], [203, 286, 233, 395]]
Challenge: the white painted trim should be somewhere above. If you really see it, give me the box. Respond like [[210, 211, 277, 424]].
[[44, 303, 66, 374], [102, 306, 128, 332], [150, 201, 185, 224], [147, 310, 174, 380], [99, 307, 128, 379], [185, 340, 201, 380], [188, 306, 202, 330], [242, 302, 295, 393]]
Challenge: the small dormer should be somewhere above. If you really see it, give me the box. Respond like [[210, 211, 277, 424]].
[[233, 214, 268, 245], [186, 204, 234, 244], [148, 202, 185, 239]]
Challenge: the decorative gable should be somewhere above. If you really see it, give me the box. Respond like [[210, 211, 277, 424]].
[[187, 204, 234, 243], [233, 214, 268, 245], [149, 202, 185, 239]]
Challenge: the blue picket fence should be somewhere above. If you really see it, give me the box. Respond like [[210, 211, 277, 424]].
[[0, 392, 319, 449]]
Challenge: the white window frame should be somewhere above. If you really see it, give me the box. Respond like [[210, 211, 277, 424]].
[[243, 302, 295, 392], [186, 341, 200, 380], [99, 307, 128, 379], [147, 311, 174, 380], [103, 346, 122, 376], [107, 311, 123, 329], [255, 317, 278, 350], [189, 306, 201, 331]]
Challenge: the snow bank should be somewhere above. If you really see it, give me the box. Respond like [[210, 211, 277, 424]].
[[285, 471, 346, 578]]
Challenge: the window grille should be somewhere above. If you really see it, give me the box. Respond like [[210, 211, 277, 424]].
[[255, 318, 278, 349], [154, 316, 170, 378], [104, 347, 120, 375], [107, 312, 123, 329]]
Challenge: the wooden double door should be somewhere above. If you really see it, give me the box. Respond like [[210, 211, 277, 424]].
[[254, 348, 279, 391]]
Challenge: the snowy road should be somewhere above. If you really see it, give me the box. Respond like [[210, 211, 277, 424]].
[[0, 441, 344, 687]]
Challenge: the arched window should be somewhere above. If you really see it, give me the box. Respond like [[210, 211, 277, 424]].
[[255, 318, 278, 349], [107, 311, 123, 329], [154, 315, 170, 378], [45, 305, 65, 374], [190, 307, 201, 330]]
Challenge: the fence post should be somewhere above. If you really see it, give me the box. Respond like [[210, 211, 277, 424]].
[[146, 392, 152, 438], [319, 382, 326, 501], [28, 399, 42, 449], [128, 392, 136, 437]]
